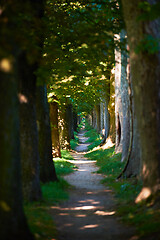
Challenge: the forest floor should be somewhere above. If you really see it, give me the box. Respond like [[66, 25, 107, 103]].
[[51, 130, 139, 240]]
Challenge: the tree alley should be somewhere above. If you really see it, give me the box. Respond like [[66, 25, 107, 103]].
[[0, 0, 160, 239]]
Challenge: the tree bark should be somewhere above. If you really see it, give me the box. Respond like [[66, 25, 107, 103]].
[[120, 31, 130, 162], [36, 85, 58, 182], [50, 98, 61, 158], [59, 107, 71, 150], [66, 104, 74, 140], [95, 104, 101, 133], [100, 101, 105, 136], [73, 112, 78, 132], [115, 37, 123, 152], [121, 0, 160, 201], [18, 52, 42, 202], [0, 71, 34, 240], [118, 75, 141, 178]]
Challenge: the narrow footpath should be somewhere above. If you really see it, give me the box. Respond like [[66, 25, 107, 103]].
[[51, 131, 138, 240]]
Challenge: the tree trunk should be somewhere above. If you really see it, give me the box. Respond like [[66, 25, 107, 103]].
[[95, 104, 101, 133], [100, 101, 105, 136], [118, 76, 141, 178], [92, 109, 97, 129], [59, 107, 71, 150], [50, 98, 61, 158], [36, 85, 58, 182], [120, 31, 130, 163], [66, 104, 74, 140], [104, 95, 110, 140], [73, 112, 78, 132], [115, 37, 123, 153], [0, 73, 34, 240], [18, 52, 42, 202], [121, 0, 160, 201]]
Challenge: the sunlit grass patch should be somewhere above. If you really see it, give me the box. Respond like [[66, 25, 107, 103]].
[[54, 149, 77, 176], [84, 128, 102, 150], [61, 149, 74, 160], [54, 159, 77, 176], [70, 131, 79, 150]]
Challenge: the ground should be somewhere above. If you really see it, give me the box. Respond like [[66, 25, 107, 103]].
[[51, 131, 139, 240]]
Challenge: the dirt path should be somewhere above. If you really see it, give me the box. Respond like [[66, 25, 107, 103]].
[[51, 131, 138, 240]]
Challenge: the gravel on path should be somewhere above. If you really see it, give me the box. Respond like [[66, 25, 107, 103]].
[[51, 131, 139, 240]]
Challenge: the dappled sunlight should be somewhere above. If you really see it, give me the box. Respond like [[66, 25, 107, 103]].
[[63, 223, 73, 227], [78, 199, 100, 205], [18, 93, 28, 103], [75, 214, 86, 218], [80, 224, 99, 230], [59, 213, 69, 216], [94, 210, 115, 216], [51, 205, 97, 211], [0, 58, 12, 72], [135, 187, 151, 203], [66, 159, 96, 164]]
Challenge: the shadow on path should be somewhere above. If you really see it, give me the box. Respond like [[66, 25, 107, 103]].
[[51, 130, 139, 240]]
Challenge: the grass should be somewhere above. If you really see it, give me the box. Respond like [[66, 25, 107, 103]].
[[85, 146, 160, 238], [25, 149, 76, 240], [84, 128, 102, 151], [70, 131, 79, 150]]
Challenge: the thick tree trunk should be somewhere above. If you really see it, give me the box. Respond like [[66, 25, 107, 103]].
[[120, 31, 130, 163], [36, 85, 58, 182], [59, 107, 71, 150], [122, 0, 160, 201], [0, 74, 34, 240], [18, 52, 42, 202], [118, 78, 141, 178], [115, 38, 123, 153], [50, 99, 61, 158], [105, 71, 116, 144]]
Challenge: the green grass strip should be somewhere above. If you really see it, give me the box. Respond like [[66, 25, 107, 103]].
[[85, 146, 160, 238], [25, 149, 76, 240]]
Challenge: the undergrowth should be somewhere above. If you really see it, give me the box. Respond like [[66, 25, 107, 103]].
[[84, 127, 102, 151], [85, 146, 160, 238], [70, 131, 79, 150], [25, 150, 76, 240]]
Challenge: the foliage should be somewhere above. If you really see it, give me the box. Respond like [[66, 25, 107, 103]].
[[43, 0, 124, 113]]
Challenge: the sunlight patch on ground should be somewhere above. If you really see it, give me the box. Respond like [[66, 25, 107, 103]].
[[94, 210, 115, 216], [135, 187, 151, 203], [51, 205, 97, 211], [59, 213, 69, 216], [66, 160, 97, 164], [63, 223, 73, 227], [78, 199, 100, 204], [75, 214, 86, 218], [80, 224, 99, 230]]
